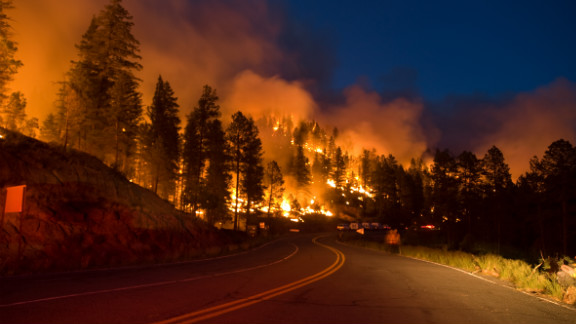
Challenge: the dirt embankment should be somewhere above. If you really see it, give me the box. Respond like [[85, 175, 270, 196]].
[[0, 129, 240, 276]]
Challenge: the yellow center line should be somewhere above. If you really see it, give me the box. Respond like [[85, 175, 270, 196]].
[[154, 236, 345, 324]]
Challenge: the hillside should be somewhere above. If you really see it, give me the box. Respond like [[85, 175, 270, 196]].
[[0, 128, 243, 276]]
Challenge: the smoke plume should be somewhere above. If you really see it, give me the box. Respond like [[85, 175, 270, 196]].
[[431, 78, 576, 178], [11, 0, 290, 120], [322, 86, 429, 165], [222, 70, 317, 121], [477, 79, 576, 178], [9, 1, 576, 180]]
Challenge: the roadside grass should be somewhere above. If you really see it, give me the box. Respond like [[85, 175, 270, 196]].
[[340, 235, 568, 302]]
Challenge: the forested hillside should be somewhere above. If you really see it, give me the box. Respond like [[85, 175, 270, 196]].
[[0, 128, 244, 275]]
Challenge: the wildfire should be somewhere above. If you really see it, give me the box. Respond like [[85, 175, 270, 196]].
[[281, 199, 291, 216], [327, 179, 336, 188]]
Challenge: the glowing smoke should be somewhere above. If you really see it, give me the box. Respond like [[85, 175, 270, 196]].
[[222, 70, 317, 120], [475, 79, 576, 179], [11, 0, 287, 120], [322, 85, 429, 165]]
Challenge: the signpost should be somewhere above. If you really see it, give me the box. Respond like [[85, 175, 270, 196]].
[[5, 185, 26, 213], [2, 185, 26, 225], [2, 185, 26, 260]]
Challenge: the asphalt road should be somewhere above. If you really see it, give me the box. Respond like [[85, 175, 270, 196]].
[[1, 233, 575, 324]]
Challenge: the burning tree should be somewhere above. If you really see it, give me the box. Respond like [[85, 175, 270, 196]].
[[226, 111, 264, 231]]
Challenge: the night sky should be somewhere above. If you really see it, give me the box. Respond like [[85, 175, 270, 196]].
[[286, 0, 576, 101]]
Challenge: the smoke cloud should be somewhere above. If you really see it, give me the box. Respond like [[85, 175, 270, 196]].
[[431, 78, 576, 179], [9, 1, 576, 180], [476, 79, 576, 178], [11, 0, 290, 120], [222, 70, 317, 121], [322, 86, 429, 165]]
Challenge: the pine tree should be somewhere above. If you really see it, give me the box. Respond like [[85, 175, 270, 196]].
[[145, 76, 180, 199], [243, 134, 265, 222], [332, 146, 346, 188], [0, 1, 21, 104], [1, 91, 25, 131], [538, 139, 576, 255], [67, 0, 142, 161], [21, 117, 38, 137], [40, 113, 61, 143], [457, 151, 482, 237], [182, 85, 221, 213], [360, 149, 373, 188], [109, 70, 142, 174], [481, 145, 513, 253], [371, 154, 400, 224], [226, 111, 264, 231], [51, 81, 84, 149], [201, 119, 231, 225], [265, 160, 285, 218], [294, 145, 311, 187], [430, 149, 460, 246]]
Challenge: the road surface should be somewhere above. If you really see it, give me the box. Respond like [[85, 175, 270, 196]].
[[1, 233, 575, 324]]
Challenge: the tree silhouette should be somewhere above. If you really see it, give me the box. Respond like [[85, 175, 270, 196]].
[[430, 149, 460, 246], [538, 139, 576, 255], [182, 85, 221, 213], [202, 119, 230, 225], [457, 151, 482, 238], [0, 1, 22, 104], [226, 111, 264, 231], [265, 160, 285, 219], [481, 146, 513, 253], [145, 76, 180, 199], [66, 0, 142, 162]]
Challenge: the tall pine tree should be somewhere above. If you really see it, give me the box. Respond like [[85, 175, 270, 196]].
[[226, 111, 264, 231], [66, 0, 142, 162], [145, 76, 180, 200], [182, 85, 221, 214], [202, 119, 231, 225], [265, 160, 285, 218], [109, 70, 142, 174], [481, 145, 513, 253]]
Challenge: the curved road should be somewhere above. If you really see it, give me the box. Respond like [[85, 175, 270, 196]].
[[1, 233, 575, 324]]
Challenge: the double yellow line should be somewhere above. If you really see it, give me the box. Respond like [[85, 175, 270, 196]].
[[154, 236, 345, 324]]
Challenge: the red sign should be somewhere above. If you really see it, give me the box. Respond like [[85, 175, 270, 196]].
[[5, 185, 26, 213]]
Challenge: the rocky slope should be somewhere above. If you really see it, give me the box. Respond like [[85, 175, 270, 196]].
[[0, 128, 240, 276]]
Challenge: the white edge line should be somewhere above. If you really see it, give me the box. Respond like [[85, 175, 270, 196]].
[[335, 239, 575, 312], [403, 255, 576, 312]]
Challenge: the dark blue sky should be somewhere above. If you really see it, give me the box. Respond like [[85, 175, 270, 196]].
[[286, 0, 576, 101]]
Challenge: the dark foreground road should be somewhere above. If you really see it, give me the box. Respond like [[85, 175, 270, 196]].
[[1, 233, 575, 324]]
